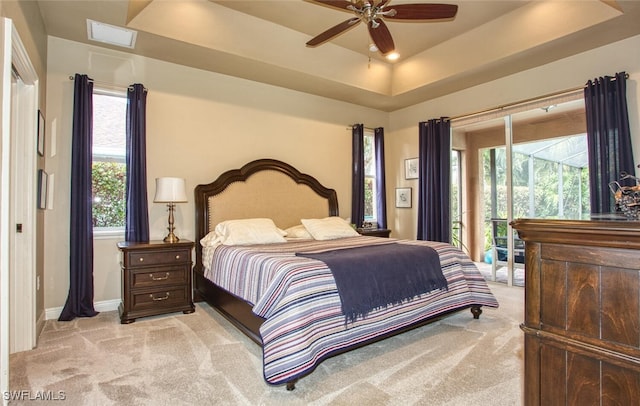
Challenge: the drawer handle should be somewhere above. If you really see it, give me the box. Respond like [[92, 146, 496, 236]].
[[139, 257, 144, 262], [175, 255, 180, 260], [149, 272, 170, 281], [150, 292, 170, 301]]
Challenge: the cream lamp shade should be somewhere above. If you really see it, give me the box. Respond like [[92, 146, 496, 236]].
[[154, 177, 187, 243], [154, 177, 188, 203]]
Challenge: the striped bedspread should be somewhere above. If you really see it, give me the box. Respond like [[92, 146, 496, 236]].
[[204, 236, 499, 385]]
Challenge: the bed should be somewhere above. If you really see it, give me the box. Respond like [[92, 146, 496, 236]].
[[193, 158, 499, 390]]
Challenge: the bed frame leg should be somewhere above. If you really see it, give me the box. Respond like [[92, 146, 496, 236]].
[[286, 379, 298, 391], [470, 305, 482, 319]]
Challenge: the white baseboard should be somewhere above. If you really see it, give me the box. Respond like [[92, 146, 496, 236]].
[[45, 299, 121, 320]]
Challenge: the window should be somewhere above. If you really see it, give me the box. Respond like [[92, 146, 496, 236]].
[[92, 90, 127, 231], [451, 149, 462, 248], [363, 130, 377, 223]]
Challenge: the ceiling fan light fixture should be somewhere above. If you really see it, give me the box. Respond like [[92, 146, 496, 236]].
[[307, 1, 458, 58], [385, 52, 400, 61], [369, 43, 379, 52]]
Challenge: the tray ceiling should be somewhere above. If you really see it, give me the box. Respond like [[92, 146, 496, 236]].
[[37, 0, 640, 111]]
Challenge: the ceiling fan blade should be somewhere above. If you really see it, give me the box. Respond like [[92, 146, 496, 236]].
[[384, 4, 458, 20], [308, 0, 358, 12], [306, 18, 361, 47], [368, 20, 395, 55]]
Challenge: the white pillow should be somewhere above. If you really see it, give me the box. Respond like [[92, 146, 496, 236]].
[[200, 231, 222, 247], [284, 224, 313, 239], [301, 217, 360, 240], [214, 218, 287, 246]]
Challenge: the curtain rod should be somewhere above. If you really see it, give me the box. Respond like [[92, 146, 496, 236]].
[[449, 72, 629, 122], [68, 75, 146, 92], [346, 125, 377, 131]]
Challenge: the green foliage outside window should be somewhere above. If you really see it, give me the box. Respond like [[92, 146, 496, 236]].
[[363, 133, 377, 221], [451, 151, 466, 250], [92, 161, 126, 228], [364, 178, 374, 219], [481, 147, 589, 251]]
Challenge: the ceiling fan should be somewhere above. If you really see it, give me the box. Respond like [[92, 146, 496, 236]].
[[306, 0, 458, 56]]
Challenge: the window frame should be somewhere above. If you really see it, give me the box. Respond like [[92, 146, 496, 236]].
[[451, 149, 462, 248], [91, 88, 127, 238], [363, 129, 378, 224]]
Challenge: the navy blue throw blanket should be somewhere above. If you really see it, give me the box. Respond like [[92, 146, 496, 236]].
[[296, 243, 447, 323]]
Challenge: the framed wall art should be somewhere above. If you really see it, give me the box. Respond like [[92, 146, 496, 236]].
[[37, 110, 45, 156], [405, 158, 418, 179], [37, 169, 48, 209], [395, 187, 412, 208]]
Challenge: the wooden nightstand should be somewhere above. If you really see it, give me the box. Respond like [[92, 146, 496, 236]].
[[357, 228, 391, 238], [117, 240, 195, 324]]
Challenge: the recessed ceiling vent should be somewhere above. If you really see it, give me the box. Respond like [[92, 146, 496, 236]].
[[87, 19, 137, 49]]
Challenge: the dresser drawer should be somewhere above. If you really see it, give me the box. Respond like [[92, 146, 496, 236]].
[[129, 286, 190, 312], [130, 266, 188, 288], [126, 248, 190, 267]]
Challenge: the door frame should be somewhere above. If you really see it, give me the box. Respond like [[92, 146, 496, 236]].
[[0, 18, 11, 402], [0, 18, 39, 401]]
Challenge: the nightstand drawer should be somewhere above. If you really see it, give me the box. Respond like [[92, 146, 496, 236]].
[[126, 249, 190, 267], [129, 286, 190, 311], [130, 266, 188, 289]]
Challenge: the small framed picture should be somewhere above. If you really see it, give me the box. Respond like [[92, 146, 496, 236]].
[[37, 169, 48, 209], [405, 158, 418, 179], [395, 187, 412, 208], [37, 110, 45, 156]]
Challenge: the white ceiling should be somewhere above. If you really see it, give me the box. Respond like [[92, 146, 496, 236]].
[[37, 0, 640, 111]]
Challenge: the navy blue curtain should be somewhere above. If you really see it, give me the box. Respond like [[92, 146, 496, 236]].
[[374, 127, 387, 229], [59, 74, 99, 321], [125, 84, 149, 241], [584, 72, 635, 214], [417, 118, 451, 243], [351, 124, 365, 227]]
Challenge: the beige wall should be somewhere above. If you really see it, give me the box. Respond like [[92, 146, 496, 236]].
[[387, 34, 640, 244], [44, 37, 387, 310]]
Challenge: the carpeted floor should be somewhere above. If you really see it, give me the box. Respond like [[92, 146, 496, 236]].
[[9, 282, 523, 405]]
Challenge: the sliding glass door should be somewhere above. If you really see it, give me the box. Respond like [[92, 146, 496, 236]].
[[453, 98, 588, 286]]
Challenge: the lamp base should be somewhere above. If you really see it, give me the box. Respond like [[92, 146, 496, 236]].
[[163, 203, 180, 243], [163, 232, 180, 243]]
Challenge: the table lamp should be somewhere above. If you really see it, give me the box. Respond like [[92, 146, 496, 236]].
[[154, 177, 188, 243]]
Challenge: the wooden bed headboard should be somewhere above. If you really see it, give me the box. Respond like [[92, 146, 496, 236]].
[[193, 159, 339, 272]]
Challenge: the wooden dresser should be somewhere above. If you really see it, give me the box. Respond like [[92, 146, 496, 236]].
[[117, 240, 195, 324], [512, 219, 640, 405]]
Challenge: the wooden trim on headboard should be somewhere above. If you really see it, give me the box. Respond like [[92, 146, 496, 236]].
[[193, 159, 339, 272]]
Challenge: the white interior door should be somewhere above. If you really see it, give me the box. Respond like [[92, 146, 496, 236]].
[[9, 62, 37, 354], [9, 21, 38, 353]]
